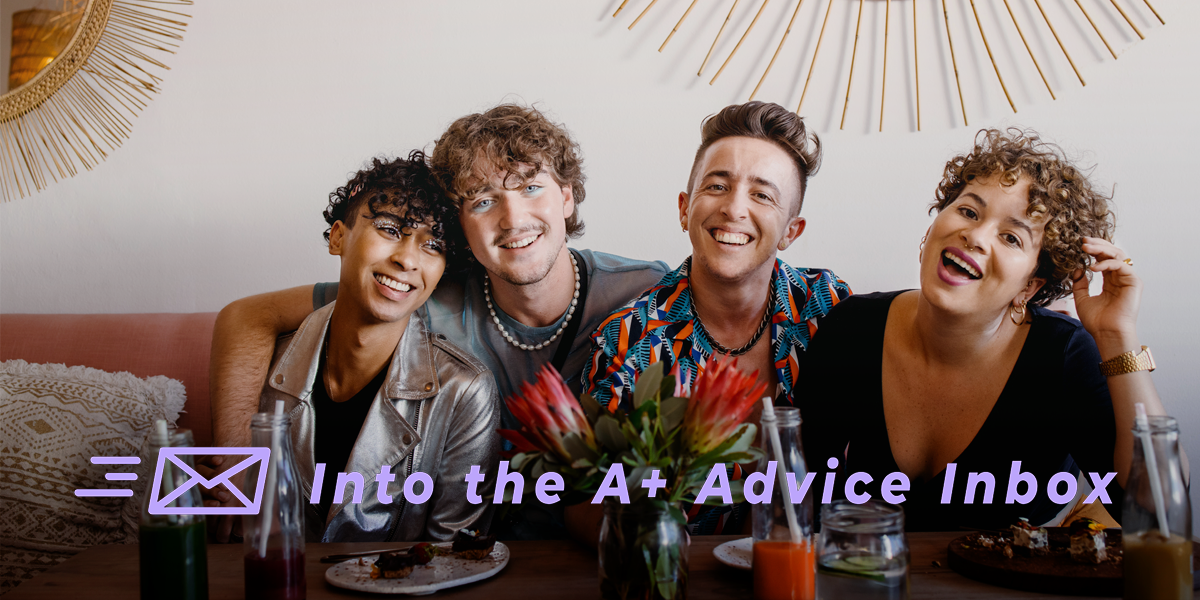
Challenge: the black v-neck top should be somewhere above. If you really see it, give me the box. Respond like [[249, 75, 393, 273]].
[[798, 291, 1123, 531]]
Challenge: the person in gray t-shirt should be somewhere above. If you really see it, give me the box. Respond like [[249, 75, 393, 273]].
[[312, 248, 666, 406], [208, 104, 667, 540]]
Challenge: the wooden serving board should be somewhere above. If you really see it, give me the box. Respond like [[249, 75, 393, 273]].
[[947, 528, 1200, 597]]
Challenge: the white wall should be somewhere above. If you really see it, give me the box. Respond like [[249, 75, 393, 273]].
[[3, 0, 1198, 524]]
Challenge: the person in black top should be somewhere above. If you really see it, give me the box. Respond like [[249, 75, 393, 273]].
[[800, 129, 1179, 531]]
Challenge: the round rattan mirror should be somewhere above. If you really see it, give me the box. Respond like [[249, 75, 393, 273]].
[[0, 0, 191, 201]]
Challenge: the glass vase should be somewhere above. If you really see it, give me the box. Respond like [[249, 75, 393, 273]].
[[599, 498, 688, 600]]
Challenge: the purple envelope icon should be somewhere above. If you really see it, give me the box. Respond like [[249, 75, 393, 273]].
[[148, 447, 271, 515]]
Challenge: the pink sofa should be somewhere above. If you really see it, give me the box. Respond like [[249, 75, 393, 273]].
[[0, 313, 218, 446]]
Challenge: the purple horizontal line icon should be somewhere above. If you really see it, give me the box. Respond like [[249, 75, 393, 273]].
[[92, 456, 141, 465], [75, 489, 134, 497], [105, 473, 138, 481]]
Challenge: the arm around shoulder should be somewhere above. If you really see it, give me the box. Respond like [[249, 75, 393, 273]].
[[210, 284, 319, 448]]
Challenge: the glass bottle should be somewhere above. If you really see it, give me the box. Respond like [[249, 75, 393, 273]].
[[242, 412, 306, 600], [752, 407, 815, 600], [598, 498, 688, 600], [139, 427, 208, 600], [1123, 415, 1192, 600], [816, 500, 909, 600]]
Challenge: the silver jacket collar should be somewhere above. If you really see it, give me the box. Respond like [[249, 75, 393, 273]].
[[261, 301, 500, 542]]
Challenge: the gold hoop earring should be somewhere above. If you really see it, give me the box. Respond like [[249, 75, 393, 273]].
[[1009, 299, 1028, 325]]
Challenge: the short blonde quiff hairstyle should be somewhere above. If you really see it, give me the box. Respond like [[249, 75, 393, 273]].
[[430, 104, 586, 238], [931, 128, 1115, 307]]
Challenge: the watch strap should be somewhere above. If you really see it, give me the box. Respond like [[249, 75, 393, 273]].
[[1099, 345, 1155, 377]]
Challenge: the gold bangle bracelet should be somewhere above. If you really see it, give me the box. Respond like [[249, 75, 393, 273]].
[[1099, 345, 1156, 377]]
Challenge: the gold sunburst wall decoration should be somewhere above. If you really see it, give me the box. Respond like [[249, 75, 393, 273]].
[[0, 0, 192, 201], [609, 0, 1165, 132]]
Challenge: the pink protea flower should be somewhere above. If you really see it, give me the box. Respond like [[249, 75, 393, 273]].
[[681, 356, 767, 454], [498, 364, 597, 462]]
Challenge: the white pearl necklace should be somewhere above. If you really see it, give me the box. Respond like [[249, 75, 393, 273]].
[[484, 251, 581, 351]]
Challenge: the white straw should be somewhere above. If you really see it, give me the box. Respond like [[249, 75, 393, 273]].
[[1134, 403, 1171, 538], [257, 400, 285, 557], [761, 398, 802, 544]]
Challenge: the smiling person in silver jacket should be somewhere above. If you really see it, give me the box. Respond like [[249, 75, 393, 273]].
[[257, 152, 499, 542]]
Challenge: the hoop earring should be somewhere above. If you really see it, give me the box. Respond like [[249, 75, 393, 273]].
[[1009, 299, 1028, 325], [918, 234, 927, 262]]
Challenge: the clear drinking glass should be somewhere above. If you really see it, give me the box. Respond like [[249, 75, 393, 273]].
[[752, 407, 815, 600], [1122, 415, 1192, 600], [242, 413, 306, 600], [816, 500, 909, 600], [139, 428, 208, 600]]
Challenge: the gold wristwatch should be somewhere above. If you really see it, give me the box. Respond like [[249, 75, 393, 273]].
[[1099, 345, 1155, 377]]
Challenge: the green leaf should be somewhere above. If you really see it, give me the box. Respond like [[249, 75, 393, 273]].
[[625, 465, 651, 491], [531, 456, 547, 483], [660, 397, 688, 433], [509, 452, 529, 472], [579, 393, 601, 422], [726, 424, 757, 454], [633, 362, 665, 408], [656, 546, 676, 598], [562, 432, 599, 462], [718, 451, 761, 464], [669, 505, 687, 526], [595, 415, 628, 452]]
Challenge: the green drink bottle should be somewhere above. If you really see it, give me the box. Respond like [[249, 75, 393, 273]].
[[139, 424, 208, 600]]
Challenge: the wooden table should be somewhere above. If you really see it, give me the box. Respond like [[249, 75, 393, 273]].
[[6, 532, 1192, 599]]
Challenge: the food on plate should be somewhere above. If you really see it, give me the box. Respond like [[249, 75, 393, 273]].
[[410, 542, 443, 565], [1067, 518, 1108, 564], [452, 528, 497, 560], [370, 550, 418, 579], [1010, 518, 1048, 556]]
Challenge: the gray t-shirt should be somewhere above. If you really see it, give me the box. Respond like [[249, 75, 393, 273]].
[[314, 248, 669, 415], [314, 249, 667, 540]]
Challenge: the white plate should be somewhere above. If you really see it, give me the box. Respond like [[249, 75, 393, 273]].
[[325, 542, 510, 595], [713, 537, 752, 571]]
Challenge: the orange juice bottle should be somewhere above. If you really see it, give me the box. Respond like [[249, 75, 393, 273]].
[[751, 407, 816, 600], [1122, 415, 1192, 600], [753, 540, 816, 600]]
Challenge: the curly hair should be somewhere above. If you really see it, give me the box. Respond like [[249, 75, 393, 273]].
[[324, 151, 469, 272], [430, 103, 586, 238], [688, 101, 821, 215], [931, 128, 1115, 307]]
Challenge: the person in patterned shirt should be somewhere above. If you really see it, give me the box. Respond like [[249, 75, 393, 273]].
[[581, 101, 851, 535]]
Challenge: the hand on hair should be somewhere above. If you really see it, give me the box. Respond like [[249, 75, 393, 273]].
[[1071, 237, 1142, 355]]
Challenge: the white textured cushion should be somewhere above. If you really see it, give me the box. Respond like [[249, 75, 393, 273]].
[[0, 360, 186, 594]]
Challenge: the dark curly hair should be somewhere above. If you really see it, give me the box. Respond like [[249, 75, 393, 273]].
[[430, 103, 586, 238], [324, 151, 468, 272], [931, 128, 1115, 307], [688, 101, 821, 215]]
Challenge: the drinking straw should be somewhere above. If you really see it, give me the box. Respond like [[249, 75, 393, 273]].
[[1134, 403, 1171, 538], [155, 419, 177, 525], [761, 398, 802, 544], [258, 400, 285, 557]]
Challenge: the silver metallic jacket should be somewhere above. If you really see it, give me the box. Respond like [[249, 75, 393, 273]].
[[259, 302, 500, 542]]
